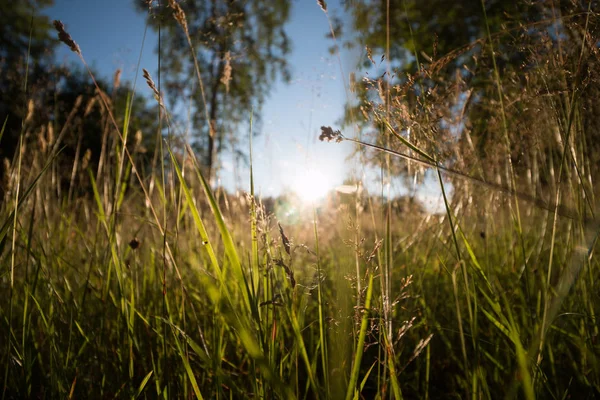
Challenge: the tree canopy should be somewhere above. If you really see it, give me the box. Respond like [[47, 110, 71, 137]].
[[136, 0, 292, 181], [0, 0, 158, 201], [0, 0, 56, 161], [340, 0, 600, 197]]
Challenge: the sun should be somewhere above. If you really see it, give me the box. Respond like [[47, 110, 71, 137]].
[[292, 168, 334, 204]]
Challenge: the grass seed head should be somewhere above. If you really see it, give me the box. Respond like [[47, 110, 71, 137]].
[[53, 20, 81, 54], [113, 69, 122, 90], [129, 238, 141, 250], [142, 68, 164, 107], [366, 45, 375, 65], [317, 0, 327, 12], [134, 129, 143, 147], [84, 97, 97, 117], [47, 122, 54, 145], [220, 51, 232, 93], [81, 149, 92, 170], [25, 99, 34, 124], [319, 126, 343, 143], [168, 0, 189, 35], [278, 222, 291, 255]]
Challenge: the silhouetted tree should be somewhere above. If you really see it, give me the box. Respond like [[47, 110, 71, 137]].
[[0, 0, 160, 202], [0, 0, 56, 195], [46, 67, 159, 199]]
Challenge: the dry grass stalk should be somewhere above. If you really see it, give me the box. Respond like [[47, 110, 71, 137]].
[[84, 97, 97, 117], [278, 223, 291, 255], [168, 0, 189, 36], [53, 20, 81, 54], [366, 45, 375, 65], [47, 122, 54, 146], [113, 69, 122, 91], [134, 130, 143, 148], [377, 78, 386, 103], [25, 99, 34, 124], [350, 71, 356, 93], [49, 95, 83, 156], [2, 158, 11, 198], [142, 68, 164, 108], [94, 88, 112, 111], [81, 149, 92, 170], [221, 51, 232, 93], [274, 258, 296, 288], [134, 130, 146, 154], [37, 126, 48, 153]]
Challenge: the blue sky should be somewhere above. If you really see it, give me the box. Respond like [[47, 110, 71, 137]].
[[45, 0, 357, 197], [44, 0, 448, 211]]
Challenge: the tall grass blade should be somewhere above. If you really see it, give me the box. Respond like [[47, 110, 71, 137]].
[[0, 116, 7, 145], [132, 370, 154, 400], [185, 144, 250, 311], [166, 145, 221, 277], [0, 148, 59, 256], [345, 268, 375, 400]]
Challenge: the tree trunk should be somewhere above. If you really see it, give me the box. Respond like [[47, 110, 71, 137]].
[[206, 50, 224, 186]]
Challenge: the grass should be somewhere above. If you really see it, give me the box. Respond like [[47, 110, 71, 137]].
[[1, 1, 600, 399]]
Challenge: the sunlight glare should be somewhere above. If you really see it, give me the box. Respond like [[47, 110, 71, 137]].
[[293, 168, 334, 204]]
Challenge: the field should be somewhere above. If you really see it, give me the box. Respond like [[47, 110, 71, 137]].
[[2, 1, 600, 399]]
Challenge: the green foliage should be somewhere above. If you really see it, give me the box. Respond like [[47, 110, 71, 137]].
[[0, 0, 54, 65], [1, 1, 600, 399], [136, 0, 292, 178], [341, 0, 600, 192], [0, 64, 159, 203], [3, 147, 599, 398], [0, 0, 56, 192]]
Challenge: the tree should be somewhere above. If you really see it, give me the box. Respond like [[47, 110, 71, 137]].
[[0, 0, 54, 67], [0, 0, 160, 202], [339, 0, 600, 196], [0, 0, 56, 184], [46, 67, 160, 200], [136, 0, 292, 181]]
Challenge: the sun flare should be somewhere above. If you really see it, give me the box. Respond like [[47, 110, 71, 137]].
[[292, 168, 334, 204]]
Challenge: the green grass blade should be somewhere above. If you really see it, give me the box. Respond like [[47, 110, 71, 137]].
[[132, 370, 154, 400], [172, 330, 204, 400], [166, 145, 221, 277], [0, 147, 59, 256], [185, 144, 251, 312], [185, 146, 244, 273], [383, 330, 403, 400], [287, 306, 318, 395], [359, 362, 377, 395], [382, 119, 434, 162], [345, 269, 375, 400], [0, 116, 7, 145]]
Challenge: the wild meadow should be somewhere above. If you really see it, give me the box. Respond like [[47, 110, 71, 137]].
[[1, 0, 600, 399]]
